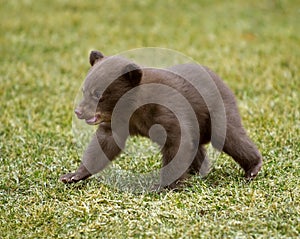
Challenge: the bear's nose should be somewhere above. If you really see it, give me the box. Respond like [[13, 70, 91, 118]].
[[74, 109, 83, 118]]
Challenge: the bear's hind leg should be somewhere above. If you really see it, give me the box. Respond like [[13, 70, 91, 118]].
[[222, 126, 262, 179]]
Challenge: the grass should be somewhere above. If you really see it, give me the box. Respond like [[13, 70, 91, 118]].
[[0, 0, 299, 238]]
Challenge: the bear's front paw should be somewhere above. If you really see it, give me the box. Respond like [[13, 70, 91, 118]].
[[60, 172, 90, 183]]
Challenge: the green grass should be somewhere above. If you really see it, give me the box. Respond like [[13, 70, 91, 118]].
[[1, 0, 299, 238]]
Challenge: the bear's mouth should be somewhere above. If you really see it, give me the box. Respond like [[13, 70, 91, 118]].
[[85, 114, 110, 125], [85, 114, 102, 125]]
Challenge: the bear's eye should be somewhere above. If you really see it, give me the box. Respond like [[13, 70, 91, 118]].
[[93, 91, 102, 99]]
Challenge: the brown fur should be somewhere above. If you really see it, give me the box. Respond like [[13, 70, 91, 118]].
[[60, 51, 262, 188]]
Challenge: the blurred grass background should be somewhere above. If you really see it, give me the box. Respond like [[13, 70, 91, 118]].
[[0, 0, 299, 238]]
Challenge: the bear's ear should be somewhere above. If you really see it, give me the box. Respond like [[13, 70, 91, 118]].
[[123, 63, 143, 86], [89, 50, 104, 66]]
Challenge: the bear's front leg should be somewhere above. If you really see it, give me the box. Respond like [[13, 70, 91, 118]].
[[157, 136, 196, 190], [60, 124, 123, 183]]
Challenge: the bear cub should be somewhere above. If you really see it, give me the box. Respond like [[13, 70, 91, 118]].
[[60, 50, 262, 189]]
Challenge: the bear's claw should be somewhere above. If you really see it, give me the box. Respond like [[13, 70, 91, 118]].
[[245, 160, 263, 180]]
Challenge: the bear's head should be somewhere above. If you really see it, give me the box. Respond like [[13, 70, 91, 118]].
[[75, 51, 143, 125]]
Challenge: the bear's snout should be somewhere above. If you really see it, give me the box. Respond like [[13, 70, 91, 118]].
[[74, 108, 83, 119]]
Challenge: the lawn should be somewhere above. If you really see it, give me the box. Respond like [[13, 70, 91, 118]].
[[0, 0, 299, 238]]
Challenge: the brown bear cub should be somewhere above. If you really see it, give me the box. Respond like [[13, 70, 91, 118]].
[[60, 50, 262, 189]]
